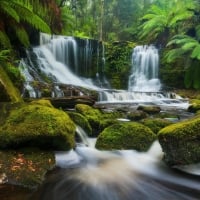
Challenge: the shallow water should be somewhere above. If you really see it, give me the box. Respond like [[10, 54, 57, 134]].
[[31, 141, 200, 200]]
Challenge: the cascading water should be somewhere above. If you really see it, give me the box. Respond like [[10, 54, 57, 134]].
[[19, 33, 106, 98], [128, 45, 161, 92], [19, 33, 188, 107], [97, 45, 188, 107], [32, 134, 200, 200]]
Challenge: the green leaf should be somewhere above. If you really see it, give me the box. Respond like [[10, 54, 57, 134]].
[[191, 45, 200, 59]]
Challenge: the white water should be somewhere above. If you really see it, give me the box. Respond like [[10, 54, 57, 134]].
[[44, 140, 200, 200], [20, 33, 188, 108], [128, 45, 161, 92]]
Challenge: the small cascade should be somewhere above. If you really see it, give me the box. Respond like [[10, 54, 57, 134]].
[[128, 45, 161, 92], [76, 126, 96, 148]]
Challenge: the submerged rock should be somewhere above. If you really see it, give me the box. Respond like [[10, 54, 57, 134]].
[[158, 116, 200, 166], [0, 100, 76, 150], [95, 122, 156, 151]]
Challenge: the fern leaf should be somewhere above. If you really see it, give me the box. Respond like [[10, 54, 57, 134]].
[[0, 1, 20, 22], [12, 24, 30, 47], [181, 42, 198, 51], [191, 45, 200, 59], [0, 31, 12, 48]]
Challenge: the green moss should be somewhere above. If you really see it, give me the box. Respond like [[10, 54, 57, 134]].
[[188, 99, 200, 113], [67, 111, 92, 136], [140, 118, 172, 134], [75, 104, 123, 136], [0, 103, 76, 150], [158, 117, 200, 165], [0, 66, 22, 102], [95, 122, 156, 151]]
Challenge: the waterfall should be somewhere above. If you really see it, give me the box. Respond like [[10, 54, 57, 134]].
[[20, 33, 106, 98], [128, 45, 161, 92]]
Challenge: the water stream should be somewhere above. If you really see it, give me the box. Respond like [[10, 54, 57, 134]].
[[33, 138, 200, 200]]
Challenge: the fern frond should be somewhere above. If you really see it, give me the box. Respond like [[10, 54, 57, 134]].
[[0, 31, 12, 49], [0, 1, 20, 22], [0, 49, 11, 63], [191, 45, 200, 59], [165, 48, 187, 63], [12, 24, 30, 47], [14, 4, 51, 33]]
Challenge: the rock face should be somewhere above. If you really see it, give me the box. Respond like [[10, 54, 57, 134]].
[[0, 100, 76, 150], [158, 116, 200, 166], [95, 122, 156, 151]]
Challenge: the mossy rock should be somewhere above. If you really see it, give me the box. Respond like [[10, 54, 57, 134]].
[[75, 104, 122, 136], [158, 117, 200, 166], [95, 122, 156, 151], [67, 111, 92, 136], [140, 118, 172, 134], [127, 110, 148, 121], [0, 100, 76, 150], [0, 66, 22, 103], [188, 99, 200, 113], [137, 105, 161, 114]]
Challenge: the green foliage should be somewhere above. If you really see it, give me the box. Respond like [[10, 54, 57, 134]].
[[139, 0, 195, 44], [0, 50, 11, 64], [165, 34, 200, 89], [105, 41, 135, 89], [4, 62, 24, 89], [0, 0, 51, 49]]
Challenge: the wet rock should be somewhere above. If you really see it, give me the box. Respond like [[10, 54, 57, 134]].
[[0, 100, 76, 150], [95, 122, 156, 151], [158, 116, 200, 166]]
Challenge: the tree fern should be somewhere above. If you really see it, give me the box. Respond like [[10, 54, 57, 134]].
[[0, 1, 20, 22], [0, 0, 51, 49], [139, 1, 196, 44], [0, 31, 12, 48]]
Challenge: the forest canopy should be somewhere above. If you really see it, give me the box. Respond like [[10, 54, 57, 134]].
[[0, 0, 200, 89]]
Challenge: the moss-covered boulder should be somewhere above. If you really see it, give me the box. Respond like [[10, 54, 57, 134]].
[[67, 111, 92, 136], [0, 100, 76, 150], [188, 99, 200, 113], [137, 105, 161, 115], [140, 118, 172, 134], [75, 104, 123, 136], [95, 122, 156, 151], [158, 117, 200, 166]]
